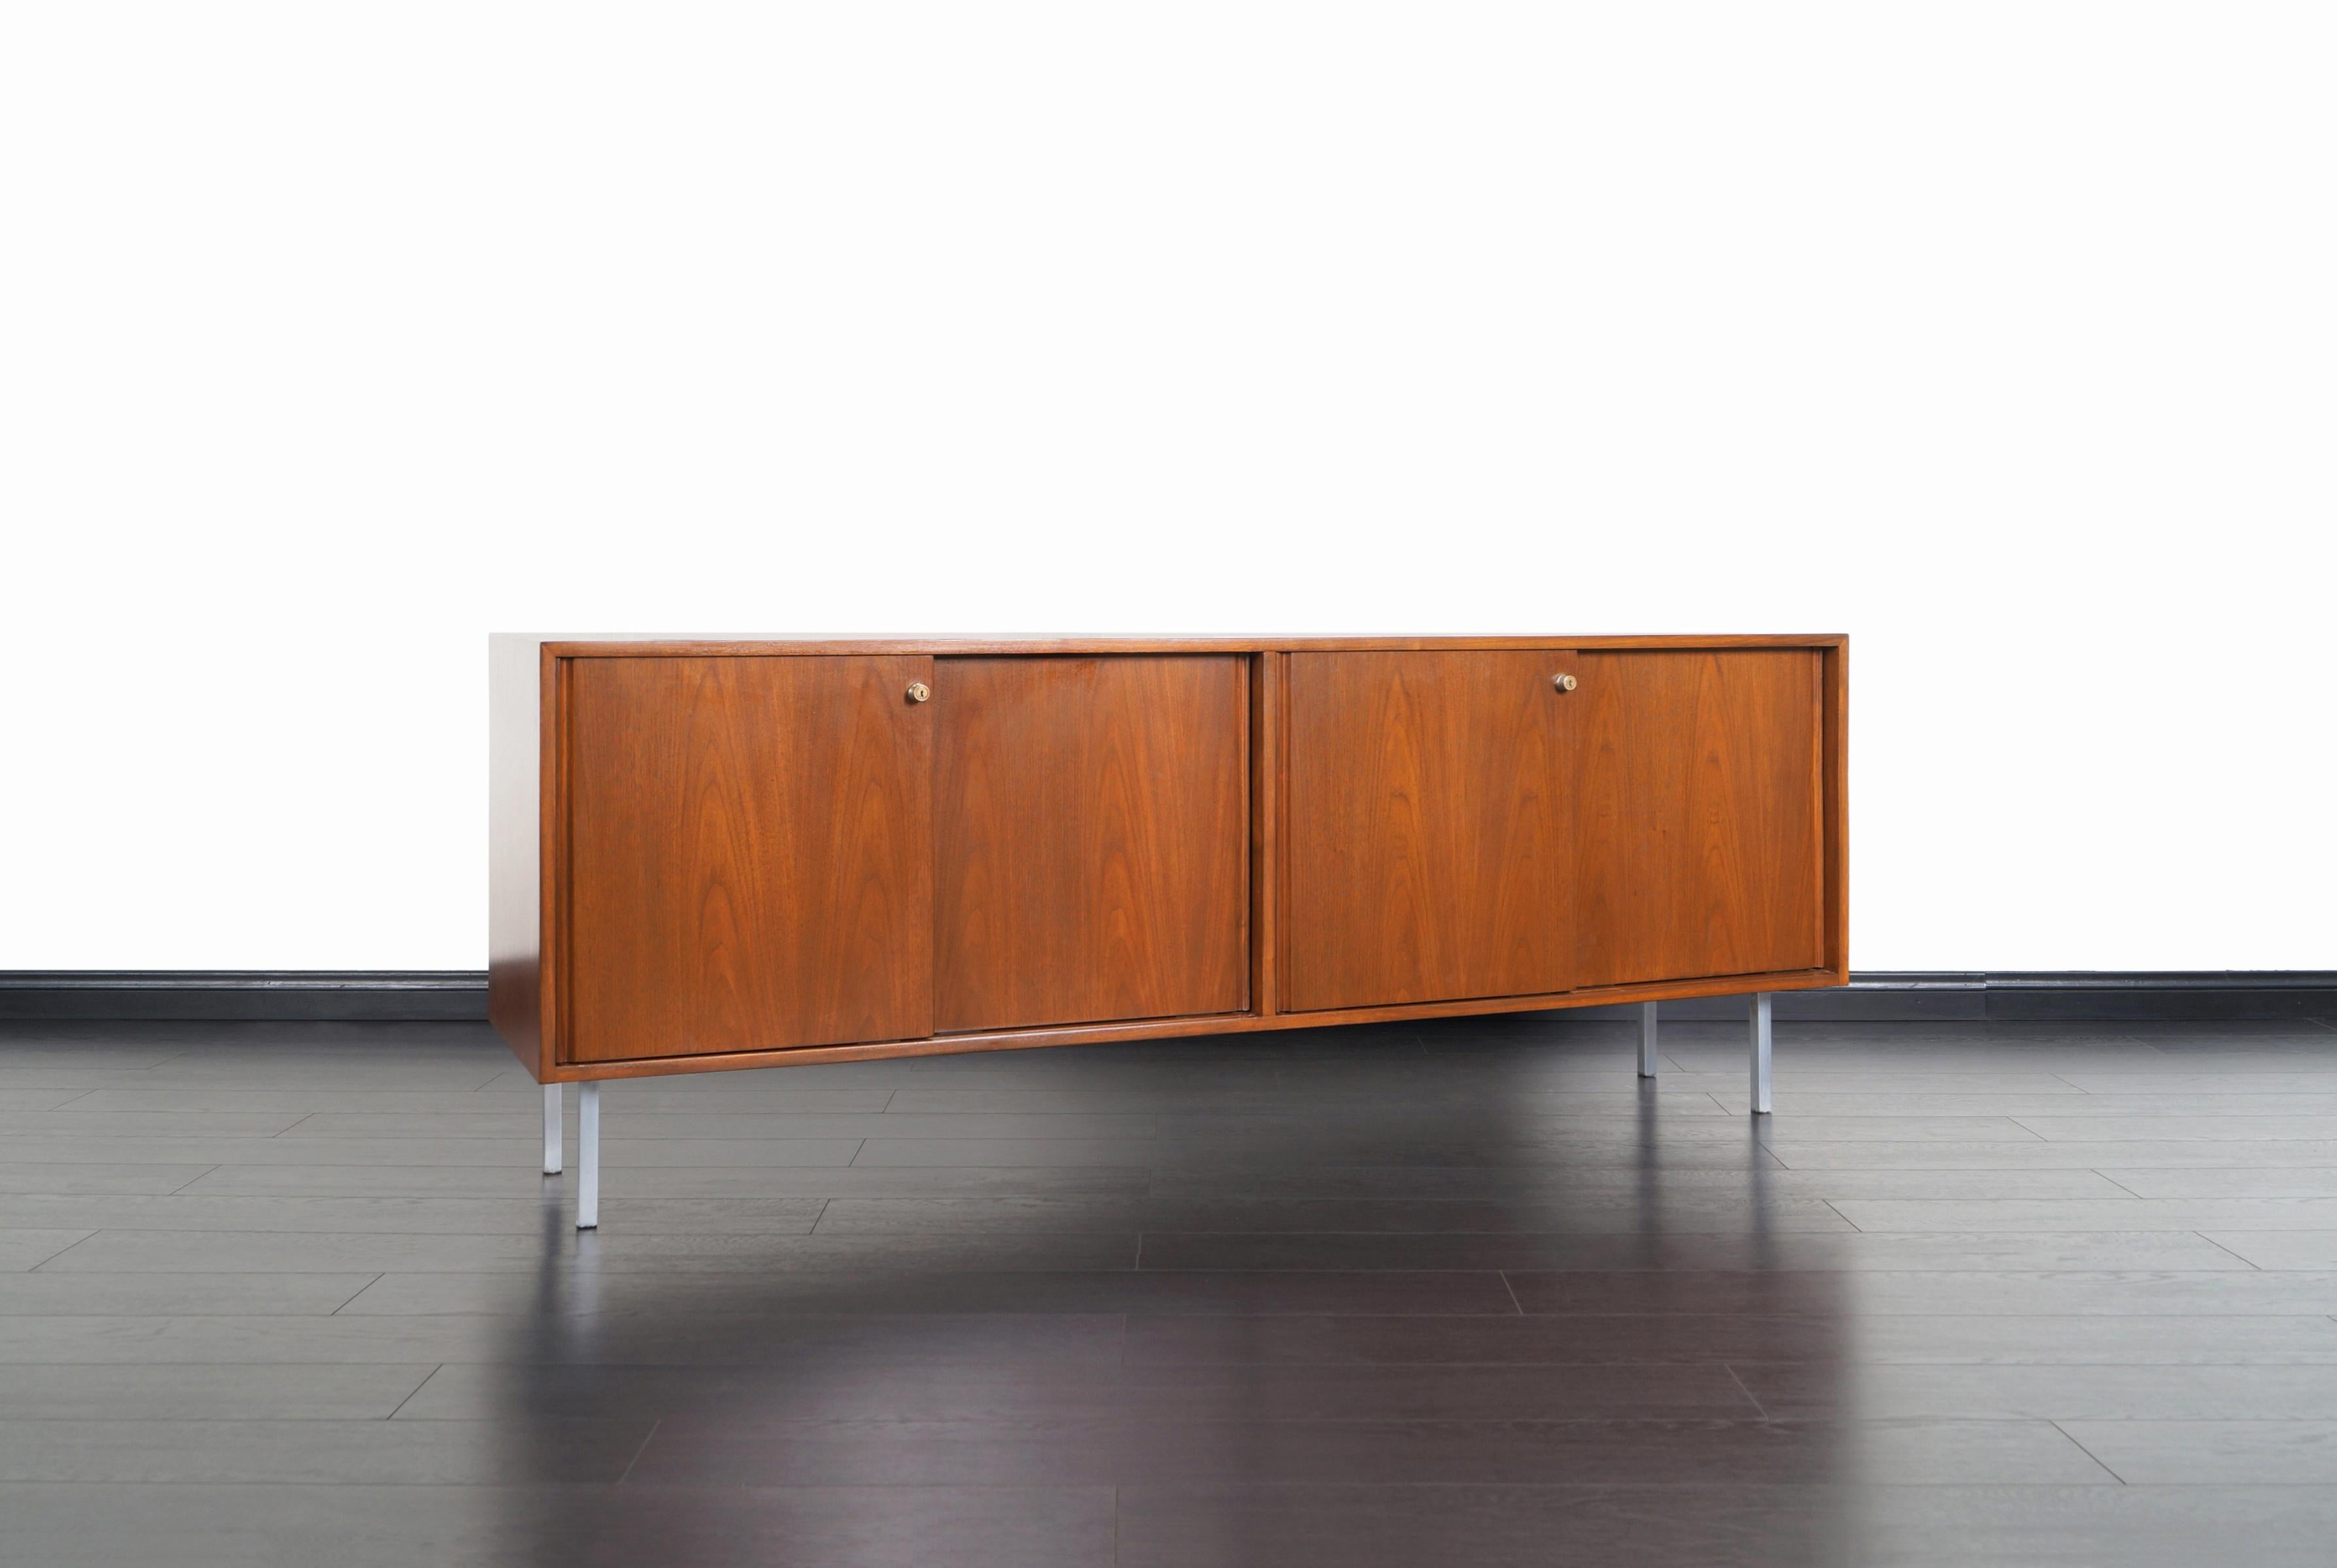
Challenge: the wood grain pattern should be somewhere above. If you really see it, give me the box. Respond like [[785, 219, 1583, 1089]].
[[490, 634, 1851, 1082], [1574, 649, 1826, 988], [933, 656, 1248, 1033], [1282, 651, 1575, 1012], [562, 656, 933, 1062], [1249, 653, 1281, 1017]]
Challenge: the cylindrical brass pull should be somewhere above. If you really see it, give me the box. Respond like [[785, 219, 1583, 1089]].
[[906, 681, 932, 704], [1552, 673, 1578, 692]]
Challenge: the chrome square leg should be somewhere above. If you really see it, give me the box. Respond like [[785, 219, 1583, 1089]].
[[1637, 1001, 1659, 1078], [542, 1082, 563, 1175], [577, 1082, 600, 1230], [1748, 991, 1773, 1115]]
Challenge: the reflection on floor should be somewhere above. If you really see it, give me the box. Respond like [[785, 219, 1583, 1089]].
[[3, 1012, 2337, 1565]]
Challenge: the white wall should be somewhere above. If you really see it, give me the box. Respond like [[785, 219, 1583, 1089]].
[[3, 4, 2331, 972]]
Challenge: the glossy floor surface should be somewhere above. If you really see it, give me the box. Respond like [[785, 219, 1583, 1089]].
[[4, 1014, 2337, 1565]]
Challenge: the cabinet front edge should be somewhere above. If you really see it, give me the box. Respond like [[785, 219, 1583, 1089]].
[[541, 968, 1847, 1080]]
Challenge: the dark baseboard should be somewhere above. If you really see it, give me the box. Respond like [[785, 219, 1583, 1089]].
[[0, 972, 488, 1023], [1, 970, 2332, 1026], [1566, 972, 2337, 1025]]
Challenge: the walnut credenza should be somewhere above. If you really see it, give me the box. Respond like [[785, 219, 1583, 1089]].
[[491, 635, 1848, 1225]]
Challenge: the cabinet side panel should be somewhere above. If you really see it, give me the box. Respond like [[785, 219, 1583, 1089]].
[[1824, 640, 1849, 975], [487, 636, 545, 1078], [933, 655, 1249, 1033], [565, 656, 935, 1062], [1575, 649, 1826, 987], [1283, 651, 1573, 1012]]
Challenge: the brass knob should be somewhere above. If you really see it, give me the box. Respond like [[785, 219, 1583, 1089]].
[[1552, 673, 1578, 692], [906, 681, 931, 704]]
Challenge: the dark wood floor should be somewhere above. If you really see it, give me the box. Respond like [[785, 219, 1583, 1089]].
[[4, 1013, 2337, 1565]]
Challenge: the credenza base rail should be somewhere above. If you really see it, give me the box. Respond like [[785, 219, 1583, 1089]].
[[524, 966, 1842, 1083], [537, 991, 1781, 1231]]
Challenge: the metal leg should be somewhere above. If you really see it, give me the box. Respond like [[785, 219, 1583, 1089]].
[[1637, 1001, 1659, 1078], [577, 1082, 600, 1230], [1748, 991, 1773, 1115], [541, 1083, 563, 1175]]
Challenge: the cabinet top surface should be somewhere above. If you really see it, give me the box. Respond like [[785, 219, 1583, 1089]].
[[498, 633, 1849, 656]]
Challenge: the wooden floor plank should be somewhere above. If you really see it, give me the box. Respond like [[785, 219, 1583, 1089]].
[[1, 1013, 2332, 1568]]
